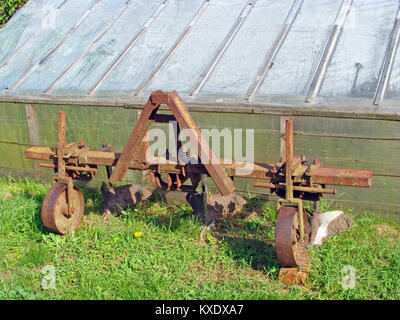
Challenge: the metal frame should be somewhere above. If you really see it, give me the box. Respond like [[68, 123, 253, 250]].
[[88, 0, 171, 95], [0, 0, 70, 70], [24, 90, 373, 241], [134, 0, 211, 97], [25, 90, 373, 194], [190, 0, 256, 96], [245, 0, 303, 101], [109, 90, 235, 195], [373, 3, 400, 106], [305, 0, 353, 103], [8, 0, 103, 93], [44, 0, 135, 93]]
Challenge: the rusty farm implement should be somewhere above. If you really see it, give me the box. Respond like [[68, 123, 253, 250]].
[[24, 90, 373, 268]]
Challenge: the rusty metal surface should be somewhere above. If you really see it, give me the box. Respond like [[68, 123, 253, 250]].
[[109, 90, 235, 196], [101, 183, 152, 215], [41, 183, 84, 234], [312, 167, 373, 187], [24, 146, 373, 190], [204, 193, 247, 224], [108, 91, 160, 185], [279, 267, 308, 284], [166, 91, 235, 196], [23, 90, 374, 243], [274, 206, 311, 267]]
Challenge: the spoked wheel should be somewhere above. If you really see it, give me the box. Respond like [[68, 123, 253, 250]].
[[275, 206, 311, 267], [41, 183, 85, 234]]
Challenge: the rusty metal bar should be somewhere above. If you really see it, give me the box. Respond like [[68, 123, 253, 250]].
[[25, 145, 373, 188], [167, 91, 235, 195], [280, 116, 289, 162], [44, 0, 135, 93], [245, 0, 303, 101], [253, 182, 337, 195], [108, 91, 162, 185], [57, 111, 66, 179], [88, 0, 170, 95], [190, 0, 257, 96], [305, 0, 352, 103], [373, 4, 400, 106], [285, 119, 293, 200], [134, 0, 211, 97], [312, 167, 372, 187], [39, 162, 97, 173], [8, 0, 103, 93]]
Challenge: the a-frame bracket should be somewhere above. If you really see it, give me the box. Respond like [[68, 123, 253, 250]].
[[109, 90, 235, 196]]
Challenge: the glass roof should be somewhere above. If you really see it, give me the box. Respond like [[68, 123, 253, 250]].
[[0, 0, 399, 114]]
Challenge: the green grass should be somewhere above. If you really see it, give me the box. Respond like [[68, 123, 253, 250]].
[[0, 176, 399, 300], [0, 0, 29, 27]]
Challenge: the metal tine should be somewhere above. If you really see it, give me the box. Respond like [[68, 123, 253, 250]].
[[373, 2, 400, 106], [305, 0, 353, 103], [245, 0, 303, 101], [0, 0, 70, 70], [134, 0, 211, 97], [88, 0, 170, 95], [190, 0, 257, 97], [44, 0, 135, 93], [7, 0, 103, 93]]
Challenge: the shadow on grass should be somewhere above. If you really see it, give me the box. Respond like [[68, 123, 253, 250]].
[[221, 235, 279, 272], [217, 218, 280, 273], [32, 183, 281, 272]]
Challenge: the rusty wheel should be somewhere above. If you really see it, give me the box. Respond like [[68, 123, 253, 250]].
[[274, 206, 311, 267], [41, 183, 84, 234]]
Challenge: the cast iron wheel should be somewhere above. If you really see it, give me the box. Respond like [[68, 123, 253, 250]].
[[274, 206, 311, 267], [41, 183, 84, 234]]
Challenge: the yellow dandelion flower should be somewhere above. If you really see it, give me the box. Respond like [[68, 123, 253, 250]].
[[134, 231, 142, 238]]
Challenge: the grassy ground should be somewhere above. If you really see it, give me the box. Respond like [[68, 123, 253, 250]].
[[0, 0, 29, 27], [0, 176, 399, 300]]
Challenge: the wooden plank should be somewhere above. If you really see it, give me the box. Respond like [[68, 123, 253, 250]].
[[25, 104, 41, 177], [0, 103, 30, 145], [0, 102, 398, 215], [293, 135, 400, 177], [0, 143, 33, 170], [292, 116, 400, 140], [32, 104, 138, 149]]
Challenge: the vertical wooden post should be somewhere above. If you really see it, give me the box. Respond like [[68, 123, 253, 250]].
[[25, 104, 41, 179], [280, 116, 289, 161], [57, 111, 66, 179]]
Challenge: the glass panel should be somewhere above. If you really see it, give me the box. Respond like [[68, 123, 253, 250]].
[[387, 47, 400, 100], [320, 0, 399, 99], [0, 0, 66, 66], [0, 0, 100, 90], [96, 0, 205, 94], [145, 0, 249, 95], [256, 0, 342, 97], [384, 10, 400, 101], [199, 0, 295, 96], [51, 0, 169, 93], [17, 0, 124, 91]]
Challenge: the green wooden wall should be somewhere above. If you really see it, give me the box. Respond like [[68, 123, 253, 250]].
[[0, 102, 398, 218]]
